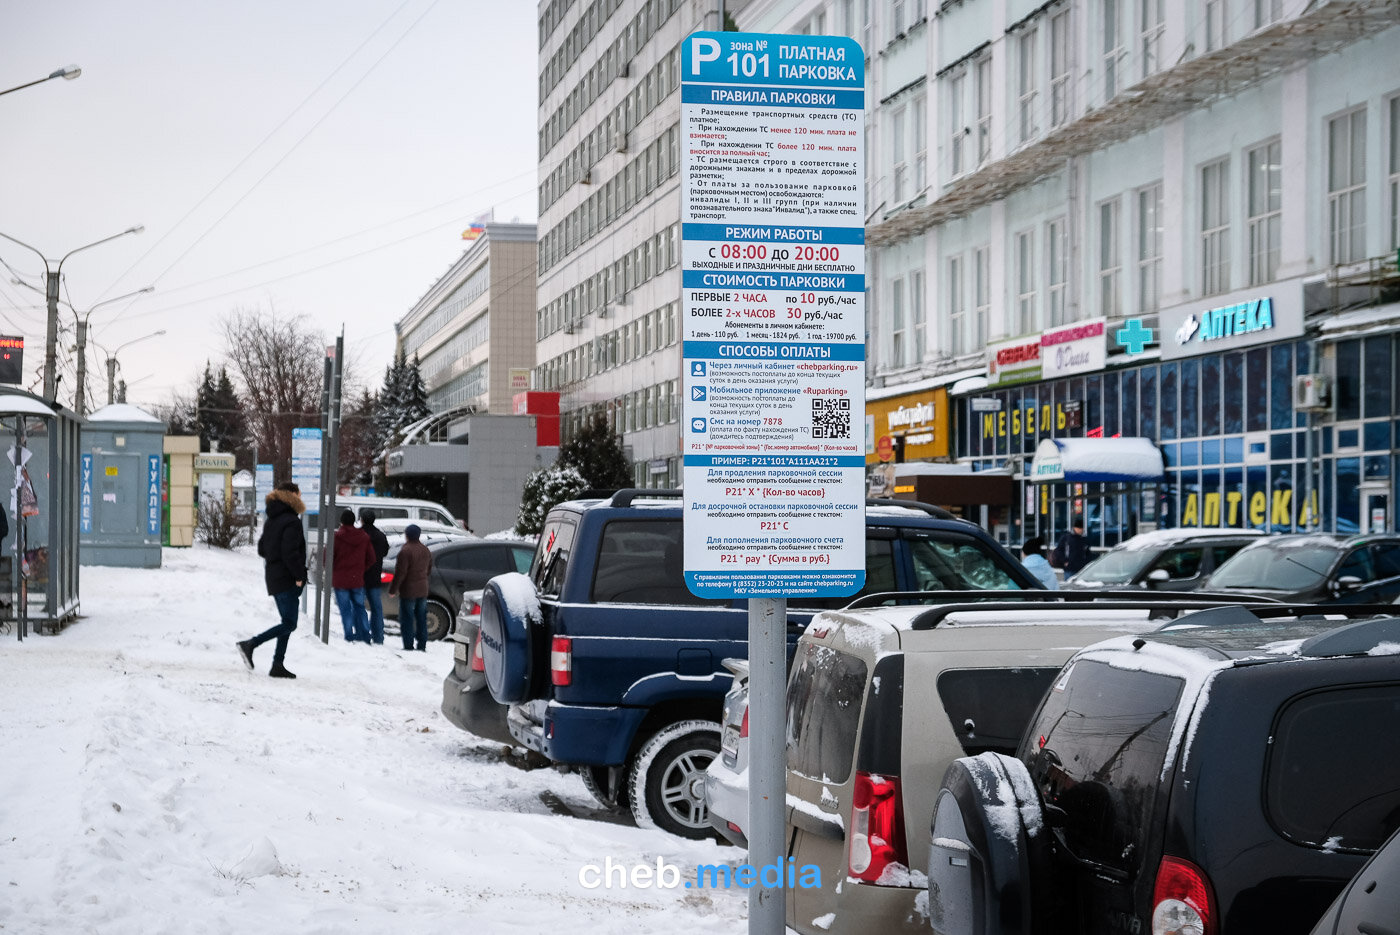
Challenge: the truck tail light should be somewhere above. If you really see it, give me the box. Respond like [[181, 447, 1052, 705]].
[[550, 636, 572, 686], [471, 631, 485, 672], [848, 771, 907, 884], [1152, 855, 1216, 935]]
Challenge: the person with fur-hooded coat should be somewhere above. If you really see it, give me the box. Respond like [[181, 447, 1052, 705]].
[[237, 482, 307, 678]]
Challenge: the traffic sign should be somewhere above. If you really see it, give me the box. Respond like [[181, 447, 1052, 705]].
[[680, 31, 866, 600]]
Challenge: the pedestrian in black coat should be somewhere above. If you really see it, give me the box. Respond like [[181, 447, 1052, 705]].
[[237, 482, 307, 678], [1051, 517, 1093, 578], [359, 508, 391, 645]]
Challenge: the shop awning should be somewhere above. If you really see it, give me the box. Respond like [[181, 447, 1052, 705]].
[[1030, 437, 1164, 483]]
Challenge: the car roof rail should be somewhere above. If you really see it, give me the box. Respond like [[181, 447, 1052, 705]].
[[845, 588, 1279, 612], [574, 488, 621, 501], [608, 488, 683, 508], [865, 497, 958, 521], [1299, 616, 1400, 656], [906, 596, 1283, 630]]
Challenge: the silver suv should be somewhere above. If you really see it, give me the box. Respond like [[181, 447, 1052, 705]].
[[780, 591, 1254, 935]]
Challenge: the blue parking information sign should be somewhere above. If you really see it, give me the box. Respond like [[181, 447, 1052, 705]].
[[681, 31, 866, 599]]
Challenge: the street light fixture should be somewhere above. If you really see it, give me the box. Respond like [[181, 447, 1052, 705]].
[[0, 65, 81, 98], [0, 224, 145, 402], [72, 287, 155, 416], [105, 330, 166, 407]]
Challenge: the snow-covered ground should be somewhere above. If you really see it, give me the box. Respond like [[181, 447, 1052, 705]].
[[0, 545, 747, 934]]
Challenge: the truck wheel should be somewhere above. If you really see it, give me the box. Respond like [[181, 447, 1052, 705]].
[[424, 600, 453, 642], [581, 766, 628, 811], [628, 720, 721, 839]]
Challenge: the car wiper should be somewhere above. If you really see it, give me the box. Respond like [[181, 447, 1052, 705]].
[[1281, 554, 1331, 577]]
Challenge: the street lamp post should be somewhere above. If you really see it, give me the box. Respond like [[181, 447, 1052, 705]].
[[105, 330, 166, 407], [72, 287, 154, 416], [0, 225, 145, 402], [0, 65, 81, 98]]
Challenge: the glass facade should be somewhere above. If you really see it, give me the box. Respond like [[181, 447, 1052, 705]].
[[955, 337, 1394, 548]]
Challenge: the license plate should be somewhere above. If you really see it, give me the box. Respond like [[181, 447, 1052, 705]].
[[453, 641, 468, 663], [721, 725, 739, 759]]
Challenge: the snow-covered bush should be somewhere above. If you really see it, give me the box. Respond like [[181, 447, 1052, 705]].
[[514, 465, 588, 536]]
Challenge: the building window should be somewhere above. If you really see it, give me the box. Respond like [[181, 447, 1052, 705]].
[[913, 94, 928, 191], [892, 105, 908, 203], [863, 0, 874, 54], [1137, 182, 1163, 313], [975, 56, 993, 165], [1099, 198, 1122, 316], [1390, 96, 1399, 250], [911, 268, 926, 361], [1050, 9, 1072, 128], [1139, 0, 1163, 79], [948, 255, 966, 353], [1329, 108, 1367, 265], [890, 277, 907, 368], [1018, 28, 1038, 144], [1201, 158, 1231, 295], [1103, 0, 1123, 101], [1015, 229, 1037, 334], [1247, 140, 1282, 285], [948, 71, 966, 177], [1254, 0, 1283, 29], [973, 245, 990, 349], [891, 0, 906, 38], [1047, 216, 1068, 326], [1204, 0, 1226, 51]]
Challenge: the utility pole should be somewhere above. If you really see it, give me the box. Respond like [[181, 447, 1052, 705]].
[[106, 357, 118, 406]]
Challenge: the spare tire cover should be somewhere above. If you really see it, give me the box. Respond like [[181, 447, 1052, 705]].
[[928, 752, 1046, 935], [479, 572, 542, 704]]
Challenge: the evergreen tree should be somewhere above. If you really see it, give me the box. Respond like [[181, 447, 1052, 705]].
[[515, 464, 588, 536], [373, 350, 432, 451], [194, 363, 248, 457], [558, 411, 632, 489]]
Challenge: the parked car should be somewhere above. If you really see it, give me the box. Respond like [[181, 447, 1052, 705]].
[[1204, 532, 1400, 603], [779, 591, 1262, 935], [1308, 825, 1400, 935], [382, 538, 534, 642], [441, 588, 518, 748], [702, 659, 749, 846], [927, 605, 1400, 935], [477, 490, 1043, 840], [1062, 527, 1265, 591], [333, 494, 460, 528], [376, 518, 473, 547]]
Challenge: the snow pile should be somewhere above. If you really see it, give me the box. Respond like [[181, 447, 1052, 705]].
[[0, 545, 744, 934]]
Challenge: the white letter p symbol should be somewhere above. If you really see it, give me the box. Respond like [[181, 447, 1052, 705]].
[[691, 37, 721, 74]]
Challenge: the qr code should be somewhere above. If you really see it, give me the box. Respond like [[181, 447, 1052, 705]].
[[811, 397, 852, 439]]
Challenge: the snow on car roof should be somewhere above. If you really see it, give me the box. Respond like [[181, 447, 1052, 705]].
[[1112, 527, 1266, 551]]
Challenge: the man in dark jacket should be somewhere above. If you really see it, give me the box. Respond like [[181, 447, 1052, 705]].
[[1052, 517, 1093, 578], [332, 509, 376, 643], [239, 482, 306, 679], [359, 508, 390, 645], [389, 524, 434, 651]]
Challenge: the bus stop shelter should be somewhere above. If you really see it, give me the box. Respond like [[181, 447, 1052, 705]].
[[0, 390, 82, 638]]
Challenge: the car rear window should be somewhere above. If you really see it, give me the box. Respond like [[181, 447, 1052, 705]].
[[531, 515, 578, 597], [937, 668, 1063, 756], [786, 643, 868, 784], [1023, 660, 1184, 874], [1266, 685, 1400, 852]]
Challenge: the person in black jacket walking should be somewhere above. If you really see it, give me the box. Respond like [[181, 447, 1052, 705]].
[[238, 481, 307, 678], [359, 508, 390, 645], [1051, 516, 1093, 578]]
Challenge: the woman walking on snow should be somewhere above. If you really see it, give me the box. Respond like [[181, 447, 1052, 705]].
[[238, 481, 307, 679]]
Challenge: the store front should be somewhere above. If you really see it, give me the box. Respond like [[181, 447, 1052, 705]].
[[950, 279, 1379, 548]]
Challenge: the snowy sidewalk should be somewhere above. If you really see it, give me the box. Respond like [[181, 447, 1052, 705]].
[[0, 545, 745, 934]]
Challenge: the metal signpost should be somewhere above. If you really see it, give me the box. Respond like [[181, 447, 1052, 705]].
[[680, 31, 865, 934]]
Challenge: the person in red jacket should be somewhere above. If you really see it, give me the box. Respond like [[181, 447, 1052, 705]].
[[389, 524, 434, 651], [332, 509, 376, 643]]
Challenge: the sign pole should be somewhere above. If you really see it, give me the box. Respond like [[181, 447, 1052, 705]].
[[679, 31, 866, 935]]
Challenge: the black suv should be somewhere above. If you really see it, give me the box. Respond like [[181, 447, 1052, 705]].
[[478, 490, 1039, 839], [927, 605, 1400, 935], [1204, 533, 1400, 604]]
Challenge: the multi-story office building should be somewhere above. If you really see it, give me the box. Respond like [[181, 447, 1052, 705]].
[[396, 221, 539, 416], [535, 0, 730, 487], [745, 0, 1400, 546]]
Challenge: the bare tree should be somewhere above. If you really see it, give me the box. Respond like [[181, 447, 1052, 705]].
[[221, 307, 325, 484]]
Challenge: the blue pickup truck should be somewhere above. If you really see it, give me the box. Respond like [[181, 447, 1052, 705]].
[[477, 489, 1038, 839]]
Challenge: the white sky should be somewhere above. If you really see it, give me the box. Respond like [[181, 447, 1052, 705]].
[[0, 0, 539, 411]]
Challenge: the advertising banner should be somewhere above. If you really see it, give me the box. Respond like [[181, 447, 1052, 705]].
[[680, 31, 865, 599]]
